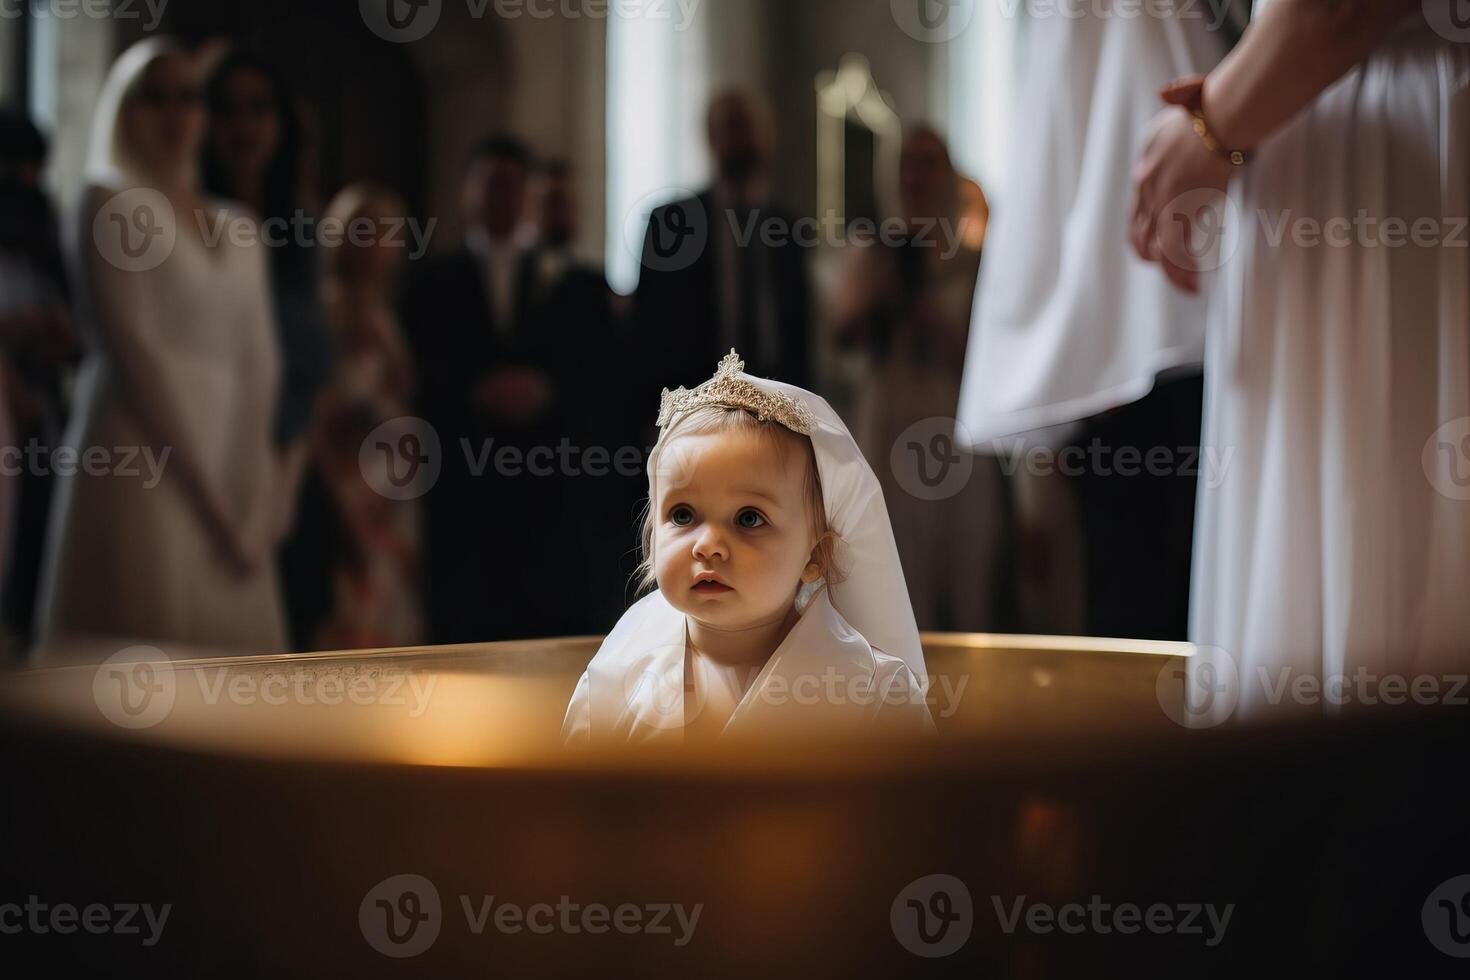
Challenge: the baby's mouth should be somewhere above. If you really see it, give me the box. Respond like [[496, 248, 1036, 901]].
[[691, 580, 733, 593]]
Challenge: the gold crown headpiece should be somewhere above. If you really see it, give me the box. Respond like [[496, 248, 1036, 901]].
[[657, 349, 816, 435]]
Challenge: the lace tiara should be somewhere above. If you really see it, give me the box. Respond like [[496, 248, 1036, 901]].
[[656, 349, 817, 435]]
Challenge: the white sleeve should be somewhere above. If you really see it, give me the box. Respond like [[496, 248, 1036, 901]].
[[871, 656, 939, 737], [560, 670, 592, 747]]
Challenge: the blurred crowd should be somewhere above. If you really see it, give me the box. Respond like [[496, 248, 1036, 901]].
[[0, 36, 1047, 662]]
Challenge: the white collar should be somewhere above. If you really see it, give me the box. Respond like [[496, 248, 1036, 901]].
[[583, 586, 904, 743]]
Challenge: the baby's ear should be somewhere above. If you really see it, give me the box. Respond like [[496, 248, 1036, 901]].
[[805, 528, 837, 580]]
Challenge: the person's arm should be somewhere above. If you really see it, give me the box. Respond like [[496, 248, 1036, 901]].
[[77, 186, 251, 568], [1199, 0, 1422, 153], [1129, 0, 1422, 292], [233, 213, 290, 567], [272, 435, 313, 544]]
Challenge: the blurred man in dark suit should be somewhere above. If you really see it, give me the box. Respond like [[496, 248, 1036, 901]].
[[0, 109, 77, 657], [521, 159, 640, 629], [633, 89, 812, 399], [521, 160, 611, 350], [402, 137, 617, 641]]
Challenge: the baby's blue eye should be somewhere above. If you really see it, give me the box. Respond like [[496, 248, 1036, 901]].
[[670, 505, 694, 526], [736, 509, 766, 529]]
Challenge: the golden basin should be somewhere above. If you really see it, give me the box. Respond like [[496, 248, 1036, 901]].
[[1, 633, 1457, 977]]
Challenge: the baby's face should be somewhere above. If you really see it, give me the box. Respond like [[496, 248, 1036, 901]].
[[653, 428, 821, 629]]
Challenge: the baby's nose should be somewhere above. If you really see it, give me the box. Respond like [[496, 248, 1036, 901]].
[[692, 526, 728, 560]]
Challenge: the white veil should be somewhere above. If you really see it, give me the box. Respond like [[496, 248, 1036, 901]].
[[562, 364, 934, 743], [84, 35, 193, 190], [643, 370, 929, 681]]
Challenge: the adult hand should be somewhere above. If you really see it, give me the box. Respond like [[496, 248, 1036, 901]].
[[1128, 77, 1236, 295]]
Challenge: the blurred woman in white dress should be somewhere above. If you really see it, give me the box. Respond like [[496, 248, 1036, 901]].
[[834, 126, 1006, 632], [1130, 0, 1470, 719], [35, 38, 288, 660]]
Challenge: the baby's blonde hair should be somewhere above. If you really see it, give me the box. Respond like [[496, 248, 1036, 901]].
[[633, 404, 845, 598]]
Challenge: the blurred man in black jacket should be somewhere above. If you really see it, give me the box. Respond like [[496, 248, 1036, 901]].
[[402, 138, 620, 642], [633, 90, 812, 400]]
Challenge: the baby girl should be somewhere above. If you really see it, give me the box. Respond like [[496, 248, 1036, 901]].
[[562, 350, 936, 744]]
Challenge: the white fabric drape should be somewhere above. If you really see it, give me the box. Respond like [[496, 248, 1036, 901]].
[[1191, 13, 1470, 719], [955, 10, 1229, 446]]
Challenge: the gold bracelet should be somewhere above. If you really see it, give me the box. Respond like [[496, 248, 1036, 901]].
[[1186, 105, 1252, 167]]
